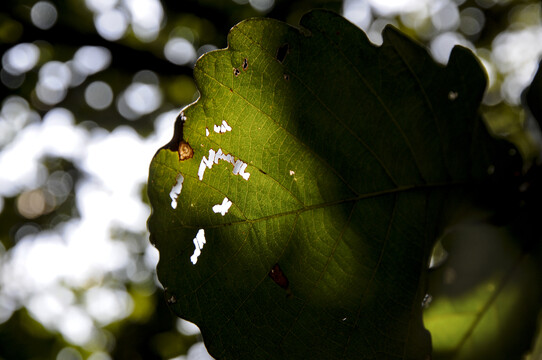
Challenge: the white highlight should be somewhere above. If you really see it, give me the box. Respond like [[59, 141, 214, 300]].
[[212, 197, 232, 216], [213, 120, 232, 134], [289, 170, 295, 176], [190, 229, 206, 265], [198, 148, 250, 181], [205, 127, 209, 136], [169, 173, 184, 209]]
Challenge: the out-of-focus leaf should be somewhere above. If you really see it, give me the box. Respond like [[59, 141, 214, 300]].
[[148, 10, 499, 359], [524, 312, 542, 360], [424, 224, 542, 360]]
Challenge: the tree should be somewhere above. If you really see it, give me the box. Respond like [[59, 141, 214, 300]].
[[1, 0, 541, 359]]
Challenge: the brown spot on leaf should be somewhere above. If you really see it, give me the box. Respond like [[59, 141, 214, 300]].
[[242, 58, 248, 71], [233, 68, 240, 77], [269, 263, 289, 289], [178, 141, 194, 161], [276, 43, 289, 63]]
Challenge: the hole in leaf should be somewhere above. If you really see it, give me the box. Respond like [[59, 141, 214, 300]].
[[276, 43, 289, 63], [242, 58, 248, 71], [198, 148, 250, 181], [213, 120, 232, 134], [190, 229, 206, 265], [169, 173, 184, 209], [233, 68, 240, 77], [212, 197, 232, 216], [422, 294, 432, 308]]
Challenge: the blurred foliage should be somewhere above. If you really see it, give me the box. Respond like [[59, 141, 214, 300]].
[[0, 0, 541, 359]]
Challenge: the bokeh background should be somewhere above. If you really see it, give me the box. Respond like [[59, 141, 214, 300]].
[[0, 0, 541, 359]]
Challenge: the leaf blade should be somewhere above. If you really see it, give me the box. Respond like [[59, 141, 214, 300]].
[[148, 10, 493, 359]]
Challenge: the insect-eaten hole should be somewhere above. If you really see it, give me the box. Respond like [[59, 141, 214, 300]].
[[283, 73, 290, 81], [242, 58, 248, 71], [233, 68, 241, 77], [276, 43, 289, 63], [178, 140, 194, 161]]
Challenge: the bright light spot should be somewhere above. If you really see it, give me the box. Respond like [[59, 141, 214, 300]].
[[430, 31, 472, 64], [169, 173, 184, 209], [186, 342, 214, 360], [190, 229, 206, 265], [27, 285, 75, 329], [58, 306, 95, 345], [17, 189, 47, 219], [144, 244, 159, 270], [249, 0, 274, 13], [367, 0, 427, 16], [0, 107, 85, 197], [164, 38, 197, 66], [198, 148, 250, 181], [31, 1, 58, 30], [367, 19, 398, 45], [0, 107, 176, 343], [73, 46, 112, 76], [212, 197, 232, 216], [205, 127, 209, 136], [492, 27, 542, 104], [37, 61, 72, 105], [176, 319, 201, 336], [123, 0, 164, 42], [47, 170, 73, 202], [0, 96, 40, 147], [87, 351, 112, 360], [213, 120, 232, 134], [56, 347, 83, 360], [459, 7, 485, 36], [95, 9, 128, 41], [80, 126, 152, 231], [431, 1, 459, 31], [119, 83, 162, 119], [85, 81, 114, 110], [84, 286, 134, 325], [2, 43, 40, 75], [85, 0, 118, 13], [36, 79, 66, 105], [289, 170, 295, 176], [343, 0, 372, 31]]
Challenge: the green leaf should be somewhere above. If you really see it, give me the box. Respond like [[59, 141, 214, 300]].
[[148, 10, 495, 359], [423, 224, 542, 360]]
